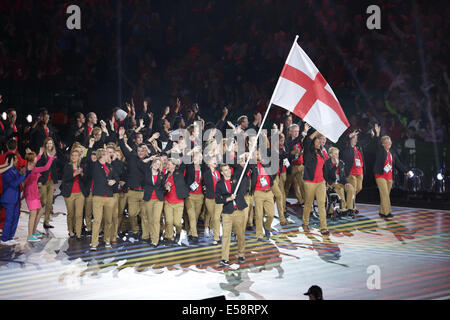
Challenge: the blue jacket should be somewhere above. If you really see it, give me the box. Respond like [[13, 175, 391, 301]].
[[0, 167, 30, 204]]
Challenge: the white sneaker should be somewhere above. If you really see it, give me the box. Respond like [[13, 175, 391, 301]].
[[105, 242, 112, 248], [8, 239, 19, 245], [1, 240, 12, 246], [204, 228, 210, 237]]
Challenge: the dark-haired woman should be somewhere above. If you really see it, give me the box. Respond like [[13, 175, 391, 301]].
[[37, 137, 59, 229], [302, 130, 329, 235], [23, 148, 55, 242], [143, 157, 166, 247], [163, 158, 189, 245]]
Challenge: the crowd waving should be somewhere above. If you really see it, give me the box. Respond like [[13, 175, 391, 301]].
[[0, 95, 414, 266]]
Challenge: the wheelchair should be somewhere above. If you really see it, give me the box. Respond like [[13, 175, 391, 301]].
[[311, 186, 355, 221]]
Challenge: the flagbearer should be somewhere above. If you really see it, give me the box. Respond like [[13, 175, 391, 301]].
[[301, 131, 329, 235], [215, 164, 248, 267]]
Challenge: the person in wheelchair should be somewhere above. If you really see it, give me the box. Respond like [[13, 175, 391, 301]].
[[324, 147, 356, 217]]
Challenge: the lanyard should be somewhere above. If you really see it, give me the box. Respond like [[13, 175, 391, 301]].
[[196, 170, 202, 184], [354, 147, 360, 160], [224, 180, 237, 206], [212, 170, 219, 181], [257, 163, 266, 177]]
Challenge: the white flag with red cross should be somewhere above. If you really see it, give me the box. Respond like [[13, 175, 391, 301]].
[[271, 38, 349, 143]]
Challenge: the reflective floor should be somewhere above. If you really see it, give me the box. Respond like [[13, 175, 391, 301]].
[[0, 194, 449, 300]]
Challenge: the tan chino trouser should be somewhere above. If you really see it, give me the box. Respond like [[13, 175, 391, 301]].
[[279, 171, 287, 215], [376, 178, 393, 215], [163, 201, 184, 241], [91, 196, 115, 247], [117, 192, 128, 234], [347, 174, 363, 210], [84, 192, 93, 231], [303, 180, 327, 231], [38, 180, 54, 225], [285, 165, 305, 204], [205, 198, 223, 241], [127, 190, 145, 234], [185, 193, 204, 237], [254, 189, 275, 239], [64, 192, 85, 237], [244, 194, 254, 227], [144, 199, 164, 245], [221, 210, 246, 261], [331, 183, 355, 211], [271, 175, 286, 223]]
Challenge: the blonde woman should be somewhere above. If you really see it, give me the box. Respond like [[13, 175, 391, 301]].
[[203, 157, 223, 245], [60, 150, 85, 239], [88, 148, 118, 251]]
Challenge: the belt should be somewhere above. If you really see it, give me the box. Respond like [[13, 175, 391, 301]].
[[256, 189, 271, 193], [130, 188, 144, 192]]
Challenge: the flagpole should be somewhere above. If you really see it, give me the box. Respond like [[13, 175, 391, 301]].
[[233, 35, 299, 195]]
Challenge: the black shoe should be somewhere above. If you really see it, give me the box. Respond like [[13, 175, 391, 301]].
[[246, 226, 254, 231], [151, 243, 158, 248], [264, 229, 271, 239], [188, 235, 193, 242], [174, 234, 180, 243], [85, 230, 92, 236], [99, 231, 104, 238], [192, 237, 199, 244], [386, 213, 394, 219], [43, 224, 54, 229], [219, 260, 230, 267], [237, 257, 245, 264], [257, 238, 265, 242]]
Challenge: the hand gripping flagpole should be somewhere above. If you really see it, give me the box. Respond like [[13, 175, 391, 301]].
[[233, 35, 299, 195]]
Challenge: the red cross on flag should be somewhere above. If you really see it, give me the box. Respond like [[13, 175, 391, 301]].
[[271, 37, 350, 143]]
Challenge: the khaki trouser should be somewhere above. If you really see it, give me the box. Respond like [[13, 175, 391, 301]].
[[376, 178, 393, 215], [127, 190, 145, 234], [112, 193, 128, 240], [205, 198, 223, 241], [254, 189, 275, 239], [285, 164, 304, 204], [163, 201, 184, 241], [144, 199, 164, 245], [279, 171, 287, 215], [38, 180, 54, 225], [64, 192, 85, 237], [271, 175, 286, 223], [221, 210, 246, 261], [117, 192, 128, 234], [303, 180, 327, 231], [243, 194, 253, 230], [185, 193, 204, 237], [332, 183, 355, 211], [91, 196, 115, 247], [84, 192, 93, 231], [347, 174, 363, 195]]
